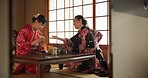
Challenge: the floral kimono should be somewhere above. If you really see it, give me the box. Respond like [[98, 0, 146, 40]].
[[64, 26, 95, 71], [65, 26, 108, 74], [13, 24, 44, 74]]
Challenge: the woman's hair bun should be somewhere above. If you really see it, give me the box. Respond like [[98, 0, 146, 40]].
[[32, 13, 47, 24]]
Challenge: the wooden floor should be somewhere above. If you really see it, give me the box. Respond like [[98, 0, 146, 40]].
[[12, 64, 109, 78]]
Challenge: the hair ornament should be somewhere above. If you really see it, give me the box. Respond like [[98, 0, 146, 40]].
[[33, 13, 40, 18]]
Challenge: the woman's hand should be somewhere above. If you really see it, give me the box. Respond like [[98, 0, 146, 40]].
[[50, 35, 58, 39], [31, 37, 44, 45], [50, 35, 65, 42]]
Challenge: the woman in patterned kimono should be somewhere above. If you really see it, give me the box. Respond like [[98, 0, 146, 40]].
[[13, 14, 50, 74], [51, 15, 108, 76]]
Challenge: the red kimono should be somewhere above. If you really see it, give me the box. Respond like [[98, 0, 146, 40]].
[[14, 24, 44, 74]]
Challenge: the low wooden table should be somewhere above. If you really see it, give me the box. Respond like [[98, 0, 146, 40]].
[[13, 53, 95, 78]]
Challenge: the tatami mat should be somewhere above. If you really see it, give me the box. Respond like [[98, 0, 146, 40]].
[[12, 64, 109, 78]]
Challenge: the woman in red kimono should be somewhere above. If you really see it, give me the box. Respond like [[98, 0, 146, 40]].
[[13, 14, 49, 74]]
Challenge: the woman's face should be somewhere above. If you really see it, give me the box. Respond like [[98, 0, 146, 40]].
[[34, 20, 44, 30], [73, 18, 82, 29]]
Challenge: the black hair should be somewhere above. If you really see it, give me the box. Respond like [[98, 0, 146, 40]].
[[32, 15, 47, 24], [11, 29, 18, 51], [75, 15, 87, 26], [12, 29, 18, 38]]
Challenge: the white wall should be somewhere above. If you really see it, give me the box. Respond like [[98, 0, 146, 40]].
[[0, 0, 10, 78], [112, 11, 148, 78]]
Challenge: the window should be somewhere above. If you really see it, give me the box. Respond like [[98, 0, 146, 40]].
[[48, 0, 109, 45]]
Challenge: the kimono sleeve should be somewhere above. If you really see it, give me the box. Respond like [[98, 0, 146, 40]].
[[16, 29, 32, 54], [86, 30, 95, 48], [64, 34, 79, 52], [84, 30, 96, 53]]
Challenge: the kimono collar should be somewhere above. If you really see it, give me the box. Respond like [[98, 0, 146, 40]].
[[78, 26, 89, 33], [31, 25, 40, 33], [78, 26, 85, 33]]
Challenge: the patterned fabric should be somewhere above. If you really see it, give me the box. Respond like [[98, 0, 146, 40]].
[[65, 26, 96, 71], [65, 26, 108, 73], [15, 24, 43, 55], [66, 26, 95, 53], [13, 24, 44, 74]]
